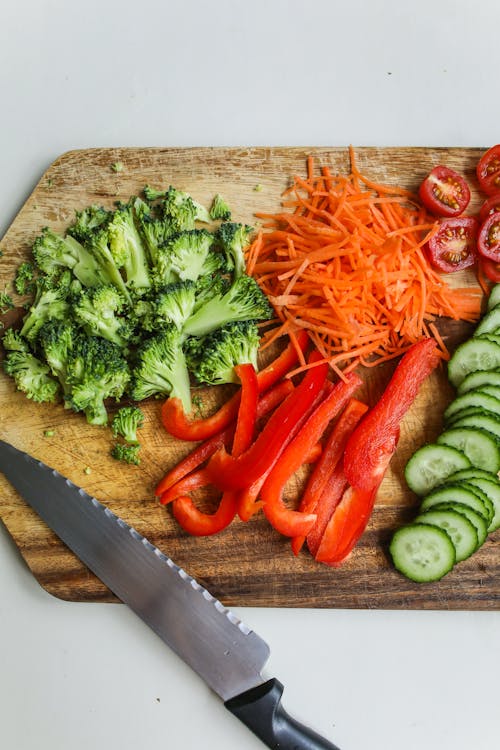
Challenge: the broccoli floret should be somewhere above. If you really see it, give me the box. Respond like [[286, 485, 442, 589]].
[[183, 274, 273, 338], [67, 205, 111, 243], [38, 320, 76, 397], [2, 327, 29, 352], [189, 321, 260, 385], [73, 285, 131, 348], [193, 272, 231, 312], [143, 185, 166, 202], [107, 204, 151, 291], [129, 325, 191, 411], [0, 291, 14, 314], [32, 227, 105, 288], [20, 276, 70, 343], [66, 335, 130, 425], [217, 223, 252, 279], [14, 262, 35, 295], [144, 185, 210, 232], [133, 197, 172, 267], [111, 442, 140, 465], [145, 281, 196, 331], [86, 228, 132, 303], [111, 405, 144, 443], [210, 194, 232, 221], [3, 348, 60, 403], [164, 229, 214, 282]]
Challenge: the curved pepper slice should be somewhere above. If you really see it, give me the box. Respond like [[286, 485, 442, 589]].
[[169, 363, 258, 536], [317, 338, 440, 566], [172, 492, 238, 537], [291, 398, 368, 556], [206, 355, 329, 492], [161, 330, 309, 441], [261, 372, 363, 538], [155, 379, 294, 497], [305, 462, 349, 558]]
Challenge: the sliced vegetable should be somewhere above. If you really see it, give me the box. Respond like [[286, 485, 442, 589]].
[[448, 338, 500, 388], [414, 509, 477, 562], [480, 257, 500, 284], [206, 355, 329, 492], [316, 339, 440, 566], [291, 398, 369, 556], [343, 339, 441, 493], [427, 502, 488, 547], [437, 427, 500, 474], [418, 165, 470, 217], [479, 193, 500, 223], [477, 211, 500, 263], [389, 524, 456, 582], [420, 484, 493, 523], [404, 443, 471, 496], [155, 379, 294, 496], [261, 372, 362, 538], [425, 217, 478, 273], [477, 144, 500, 196]]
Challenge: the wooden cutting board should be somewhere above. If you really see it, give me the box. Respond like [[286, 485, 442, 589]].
[[0, 145, 496, 610]]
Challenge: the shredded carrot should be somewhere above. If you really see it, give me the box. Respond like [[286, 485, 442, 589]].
[[246, 148, 483, 369]]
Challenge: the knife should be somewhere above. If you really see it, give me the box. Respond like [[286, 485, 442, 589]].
[[0, 439, 340, 750]]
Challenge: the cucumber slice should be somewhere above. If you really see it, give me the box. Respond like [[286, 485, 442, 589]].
[[475, 384, 500, 401], [448, 338, 500, 388], [446, 406, 500, 427], [437, 427, 500, 474], [474, 306, 500, 337], [449, 467, 499, 482], [476, 333, 500, 346], [390, 523, 456, 582], [487, 284, 500, 311], [420, 483, 492, 522], [459, 477, 500, 533], [405, 444, 471, 496], [457, 369, 500, 395], [444, 391, 500, 422], [426, 502, 488, 547], [414, 509, 477, 562], [449, 412, 500, 439]]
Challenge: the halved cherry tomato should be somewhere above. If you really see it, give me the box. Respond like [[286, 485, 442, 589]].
[[477, 211, 500, 263], [426, 217, 478, 273], [477, 145, 500, 196], [479, 257, 500, 284], [479, 193, 500, 224], [418, 165, 470, 217]]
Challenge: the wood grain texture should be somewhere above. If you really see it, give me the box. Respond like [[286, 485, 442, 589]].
[[0, 145, 496, 610]]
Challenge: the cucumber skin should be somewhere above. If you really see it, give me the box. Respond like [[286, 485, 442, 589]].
[[415, 509, 478, 562], [405, 443, 471, 496]]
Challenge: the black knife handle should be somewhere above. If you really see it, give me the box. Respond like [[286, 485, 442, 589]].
[[225, 678, 341, 750]]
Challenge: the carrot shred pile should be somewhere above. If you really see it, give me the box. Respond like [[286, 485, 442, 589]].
[[246, 148, 483, 375]]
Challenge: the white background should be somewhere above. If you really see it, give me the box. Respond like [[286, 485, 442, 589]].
[[1, 1, 500, 749]]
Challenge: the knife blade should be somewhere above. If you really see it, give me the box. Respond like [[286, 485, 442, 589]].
[[0, 439, 340, 750]]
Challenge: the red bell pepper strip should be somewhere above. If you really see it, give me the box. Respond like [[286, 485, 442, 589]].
[[231, 363, 258, 455], [291, 398, 368, 556], [206, 355, 329, 492], [159, 468, 211, 505], [314, 484, 379, 565], [305, 462, 349, 558], [168, 363, 259, 536], [155, 379, 294, 497], [261, 372, 362, 538], [237, 441, 323, 522], [316, 338, 440, 566], [343, 338, 440, 493], [161, 330, 310, 441]]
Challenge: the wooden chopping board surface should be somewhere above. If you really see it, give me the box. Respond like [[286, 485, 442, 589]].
[[0, 145, 496, 610]]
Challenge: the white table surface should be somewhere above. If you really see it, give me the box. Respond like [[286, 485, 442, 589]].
[[1, 1, 500, 748]]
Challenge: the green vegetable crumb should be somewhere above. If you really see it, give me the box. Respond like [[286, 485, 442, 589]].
[[111, 442, 140, 465], [111, 162, 124, 173], [44, 429, 55, 437], [254, 184, 264, 192]]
